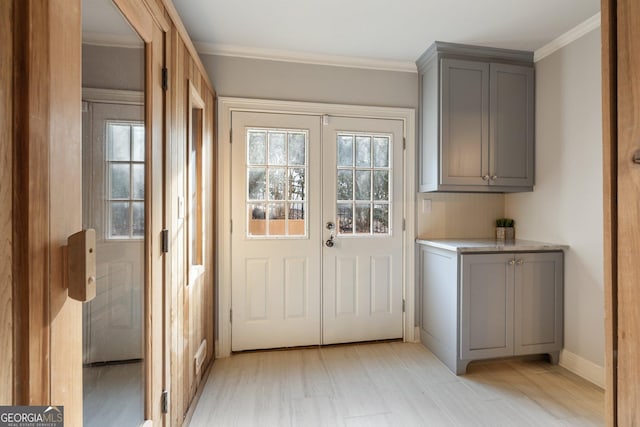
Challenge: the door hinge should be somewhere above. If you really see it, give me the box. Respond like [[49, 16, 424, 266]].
[[162, 67, 168, 91], [161, 390, 169, 414], [230, 220, 233, 233], [230, 309, 233, 323], [229, 129, 232, 144], [403, 137, 406, 150], [161, 229, 169, 253], [402, 219, 406, 231], [402, 299, 406, 313]]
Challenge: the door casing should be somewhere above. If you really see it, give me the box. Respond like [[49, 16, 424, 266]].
[[216, 97, 416, 357]]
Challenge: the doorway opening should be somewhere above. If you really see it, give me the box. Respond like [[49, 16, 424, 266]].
[[81, 0, 145, 425]]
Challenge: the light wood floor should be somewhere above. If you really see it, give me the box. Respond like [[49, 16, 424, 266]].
[[83, 361, 144, 427], [188, 342, 604, 427]]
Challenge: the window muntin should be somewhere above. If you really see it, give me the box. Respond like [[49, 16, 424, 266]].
[[106, 121, 145, 239], [336, 133, 391, 236], [246, 128, 308, 238]]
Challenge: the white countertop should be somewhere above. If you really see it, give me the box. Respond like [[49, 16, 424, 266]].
[[415, 238, 568, 253]]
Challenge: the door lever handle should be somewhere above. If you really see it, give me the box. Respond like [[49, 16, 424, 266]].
[[325, 235, 335, 248]]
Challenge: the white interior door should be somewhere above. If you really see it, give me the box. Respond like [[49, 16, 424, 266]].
[[231, 112, 322, 351], [231, 112, 404, 350], [321, 116, 404, 344], [83, 102, 144, 363]]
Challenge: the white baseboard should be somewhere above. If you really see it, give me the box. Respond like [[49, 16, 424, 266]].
[[559, 349, 605, 389]]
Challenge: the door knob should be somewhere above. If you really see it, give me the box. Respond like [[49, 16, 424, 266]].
[[326, 221, 335, 230], [326, 236, 335, 247]]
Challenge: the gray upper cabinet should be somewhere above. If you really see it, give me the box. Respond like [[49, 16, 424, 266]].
[[417, 42, 535, 192]]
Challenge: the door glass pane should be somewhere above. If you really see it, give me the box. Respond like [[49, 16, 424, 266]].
[[356, 136, 371, 167], [355, 170, 371, 201], [336, 132, 392, 236], [288, 202, 305, 235], [373, 204, 389, 234], [268, 203, 286, 235], [248, 168, 266, 200], [337, 135, 354, 167], [355, 205, 371, 234], [248, 131, 266, 165], [248, 203, 267, 235], [288, 133, 305, 165], [268, 168, 285, 200], [110, 164, 130, 199], [132, 201, 144, 237], [132, 164, 144, 199], [268, 132, 286, 165], [288, 168, 305, 200], [108, 124, 131, 161], [337, 170, 353, 200], [337, 203, 353, 234], [246, 128, 308, 237], [373, 170, 389, 201], [132, 125, 145, 162], [373, 137, 389, 167], [110, 202, 131, 237]]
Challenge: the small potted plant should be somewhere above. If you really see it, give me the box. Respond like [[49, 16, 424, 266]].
[[495, 218, 515, 241]]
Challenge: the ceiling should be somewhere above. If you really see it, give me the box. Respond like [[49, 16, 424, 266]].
[[172, 0, 600, 65], [82, 0, 601, 68]]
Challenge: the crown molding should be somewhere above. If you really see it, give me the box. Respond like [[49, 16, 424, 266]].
[[534, 12, 601, 62], [194, 42, 418, 73], [82, 31, 143, 49]]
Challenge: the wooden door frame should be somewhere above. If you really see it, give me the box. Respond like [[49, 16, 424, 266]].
[[216, 97, 416, 357], [601, 1, 616, 426]]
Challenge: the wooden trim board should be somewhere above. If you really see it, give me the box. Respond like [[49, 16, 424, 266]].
[[600, 0, 617, 425]]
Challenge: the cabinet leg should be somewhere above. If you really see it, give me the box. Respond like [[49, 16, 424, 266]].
[[548, 352, 560, 365], [456, 359, 471, 375]]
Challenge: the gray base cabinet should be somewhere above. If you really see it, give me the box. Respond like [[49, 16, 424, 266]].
[[419, 245, 563, 374]]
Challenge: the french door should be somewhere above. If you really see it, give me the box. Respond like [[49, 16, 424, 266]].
[[231, 111, 404, 351]]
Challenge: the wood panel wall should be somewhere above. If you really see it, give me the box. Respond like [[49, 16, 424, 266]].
[[4, 0, 216, 425], [166, 19, 216, 425], [0, 0, 14, 406]]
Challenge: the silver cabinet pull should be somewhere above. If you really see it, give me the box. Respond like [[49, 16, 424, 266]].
[[509, 259, 516, 266], [482, 175, 490, 181], [491, 175, 498, 181]]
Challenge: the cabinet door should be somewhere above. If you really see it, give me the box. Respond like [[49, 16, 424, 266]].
[[441, 59, 490, 186], [514, 252, 563, 355], [489, 63, 534, 188], [460, 253, 514, 360]]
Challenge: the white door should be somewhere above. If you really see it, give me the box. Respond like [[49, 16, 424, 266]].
[[322, 117, 404, 343], [83, 102, 145, 363], [231, 112, 404, 350], [231, 112, 322, 351]]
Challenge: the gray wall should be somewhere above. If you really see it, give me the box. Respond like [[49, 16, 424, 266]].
[[506, 28, 604, 370], [200, 54, 418, 108], [82, 44, 144, 91]]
